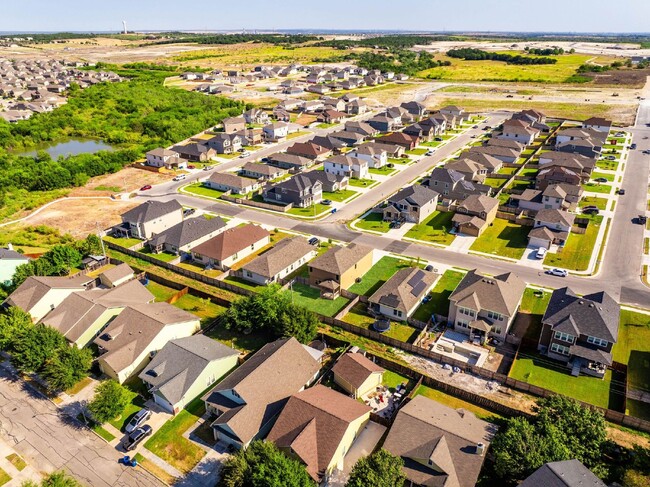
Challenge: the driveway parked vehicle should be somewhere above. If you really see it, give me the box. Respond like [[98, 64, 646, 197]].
[[322, 199, 332, 205], [122, 425, 152, 451], [172, 174, 186, 182], [308, 237, 319, 246], [617, 188, 626, 195], [547, 268, 568, 277], [582, 206, 599, 215], [535, 247, 547, 259], [125, 409, 151, 434], [594, 177, 608, 183]]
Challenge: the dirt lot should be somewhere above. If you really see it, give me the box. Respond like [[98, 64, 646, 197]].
[[69, 167, 172, 197]]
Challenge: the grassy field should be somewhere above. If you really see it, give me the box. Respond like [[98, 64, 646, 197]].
[[412, 270, 464, 322], [404, 211, 456, 246], [406, 148, 429, 156], [355, 212, 391, 233], [483, 177, 508, 189], [544, 216, 602, 271], [470, 218, 530, 259], [592, 171, 616, 182], [415, 384, 500, 420], [288, 282, 350, 317], [348, 256, 415, 297]]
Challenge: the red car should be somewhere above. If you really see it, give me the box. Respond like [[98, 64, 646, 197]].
[[187, 165, 196, 169], [140, 185, 152, 191]]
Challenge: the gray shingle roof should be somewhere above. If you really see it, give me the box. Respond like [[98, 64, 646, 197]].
[[148, 215, 226, 249], [369, 267, 438, 314], [389, 185, 440, 208], [520, 460, 606, 487], [121, 200, 182, 225], [450, 269, 526, 317]]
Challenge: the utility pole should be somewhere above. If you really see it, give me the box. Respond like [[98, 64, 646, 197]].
[[96, 222, 106, 257]]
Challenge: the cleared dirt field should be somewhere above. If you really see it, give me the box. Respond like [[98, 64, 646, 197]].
[[69, 167, 173, 197]]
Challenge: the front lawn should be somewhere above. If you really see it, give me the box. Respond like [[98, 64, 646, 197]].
[[323, 189, 358, 202], [183, 183, 226, 199], [582, 182, 612, 195], [412, 270, 464, 322], [406, 148, 429, 156], [592, 171, 615, 182], [579, 196, 609, 210], [348, 256, 415, 297], [404, 211, 456, 246], [286, 203, 331, 217], [348, 177, 376, 188], [107, 387, 147, 432], [596, 159, 619, 171], [369, 167, 397, 176], [355, 212, 391, 233], [288, 282, 350, 317], [544, 216, 602, 271], [389, 157, 411, 164], [470, 219, 530, 259], [144, 396, 207, 474]]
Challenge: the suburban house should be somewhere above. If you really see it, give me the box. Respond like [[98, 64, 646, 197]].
[[538, 287, 619, 377], [486, 137, 525, 155], [308, 244, 374, 297], [202, 337, 321, 449], [383, 185, 440, 224], [521, 460, 606, 487], [349, 143, 389, 168], [268, 152, 315, 172], [324, 154, 369, 179], [0, 247, 29, 285], [240, 162, 287, 181], [380, 132, 419, 150], [328, 130, 366, 147], [243, 108, 269, 125], [302, 170, 349, 192], [345, 121, 378, 138], [510, 185, 571, 213], [171, 143, 216, 162], [368, 267, 438, 320], [3, 274, 92, 321], [448, 270, 526, 341], [191, 224, 270, 271], [499, 119, 540, 145], [367, 114, 397, 133], [531, 208, 576, 247], [346, 99, 369, 115], [452, 195, 499, 237], [582, 117, 612, 133], [94, 303, 201, 383], [383, 395, 495, 487], [99, 263, 135, 288], [147, 215, 227, 256], [425, 167, 492, 202], [205, 172, 261, 195], [538, 151, 596, 180], [267, 385, 371, 483], [236, 127, 263, 146], [145, 148, 184, 169], [440, 105, 466, 122], [332, 352, 384, 399], [206, 133, 243, 154], [536, 166, 581, 190], [239, 237, 317, 285], [139, 335, 239, 414], [318, 109, 348, 124], [463, 152, 504, 173], [468, 145, 519, 164], [445, 158, 489, 183], [263, 122, 289, 141], [263, 175, 323, 208], [286, 141, 332, 161], [114, 200, 184, 240], [40, 279, 154, 348], [222, 116, 246, 134], [311, 135, 347, 153], [400, 101, 428, 118], [513, 109, 548, 131]]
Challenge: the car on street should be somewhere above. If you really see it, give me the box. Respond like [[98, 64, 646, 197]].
[[122, 425, 152, 451], [535, 247, 547, 259], [631, 143, 637, 150], [261, 157, 270, 162], [125, 408, 152, 434], [594, 177, 608, 183], [239, 151, 251, 158], [139, 185, 152, 191], [635, 215, 648, 225], [172, 174, 186, 182], [547, 268, 568, 277], [322, 199, 332, 205], [643, 150, 650, 155], [425, 149, 436, 156], [472, 125, 479, 129], [617, 188, 626, 195], [203, 165, 214, 171]]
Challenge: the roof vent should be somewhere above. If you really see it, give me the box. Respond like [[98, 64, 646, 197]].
[[476, 442, 486, 456], [579, 300, 584, 305], [589, 303, 595, 307]]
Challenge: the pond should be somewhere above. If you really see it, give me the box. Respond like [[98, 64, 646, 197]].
[[16, 138, 116, 158]]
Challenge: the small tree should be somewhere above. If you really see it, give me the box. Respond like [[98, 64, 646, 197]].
[[87, 380, 131, 424], [277, 304, 318, 344], [43, 245, 82, 275], [11, 325, 67, 373], [42, 346, 93, 392], [0, 307, 33, 351], [346, 449, 405, 487], [39, 471, 81, 487]]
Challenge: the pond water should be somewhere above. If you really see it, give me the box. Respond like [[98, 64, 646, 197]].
[[17, 138, 116, 158]]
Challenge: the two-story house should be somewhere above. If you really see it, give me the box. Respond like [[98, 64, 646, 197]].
[[529, 208, 576, 248], [498, 119, 540, 145], [308, 244, 374, 298], [114, 200, 184, 240], [510, 185, 571, 213], [324, 154, 369, 179], [207, 133, 243, 154], [538, 287, 619, 378], [425, 167, 492, 202], [262, 122, 289, 141], [383, 185, 440, 224], [348, 143, 389, 168], [263, 175, 323, 208], [452, 194, 499, 237], [145, 148, 184, 169], [243, 108, 269, 125], [240, 162, 287, 181], [222, 116, 246, 134]]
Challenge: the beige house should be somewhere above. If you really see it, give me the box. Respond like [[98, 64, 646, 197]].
[[94, 303, 201, 383], [383, 185, 440, 224], [99, 263, 135, 288], [368, 268, 438, 320], [222, 116, 246, 134], [139, 335, 239, 414], [332, 352, 384, 399], [203, 337, 321, 449], [239, 237, 316, 285], [114, 200, 184, 240], [308, 244, 373, 298], [448, 269, 526, 342], [40, 279, 154, 348], [267, 385, 371, 483], [191, 224, 270, 271], [205, 172, 261, 195], [452, 195, 499, 237], [4, 274, 92, 321]]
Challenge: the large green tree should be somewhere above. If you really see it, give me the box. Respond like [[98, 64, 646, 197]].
[[43, 245, 82, 275], [87, 380, 131, 424], [11, 325, 67, 373], [219, 440, 314, 487], [346, 449, 405, 487], [42, 346, 93, 392], [0, 307, 33, 351]]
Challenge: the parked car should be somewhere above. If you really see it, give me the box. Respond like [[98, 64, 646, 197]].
[[139, 185, 152, 191], [631, 143, 637, 150], [643, 150, 650, 155], [239, 151, 251, 158], [203, 165, 214, 171], [322, 199, 332, 205], [605, 155, 616, 160], [617, 188, 626, 195], [434, 137, 443, 142], [472, 125, 479, 129], [122, 425, 152, 451], [187, 165, 196, 170], [308, 237, 319, 246], [172, 174, 186, 182], [125, 408, 152, 434], [547, 268, 568, 277], [594, 177, 608, 183], [582, 206, 599, 215], [535, 247, 547, 259], [261, 157, 270, 163], [183, 208, 196, 217], [425, 150, 436, 156], [636, 215, 647, 225]]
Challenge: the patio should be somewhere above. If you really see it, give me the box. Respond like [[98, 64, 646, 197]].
[[430, 330, 489, 368]]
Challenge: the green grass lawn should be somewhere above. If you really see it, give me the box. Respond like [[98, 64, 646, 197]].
[[470, 219, 530, 259], [91, 422, 117, 442], [369, 166, 397, 176], [579, 196, 609, 210], [582, 182, 612, 195], [383, 370, 414, 393], [544, 216, 602, 271], [107, 388, 147, 432], [342, 306, 420, 343], [592, 171, 615, 182], [183, 182, 226, 199], [146, 281, 226, 327], [223, 275, 263, 292], [406, 148, 429, 156], [483, 178, 508, 189], [355, 212, 391, 233], [348, 256, 415, 297], [412, 270, 464, 322], [286, 203, 331, 217], [205, 324, 272, 354], [389, 157, 412, 164], [612, 310, 650, 404], [509, 180, 533, 192], [5, 454, 26, 472], [348, 177, 377, 188], [497, 167, 518, 175], [0, 467, 10, 487], [404, 211, 456, 246], [596, 159, 619, 171], [145, 280, 177, 302], [520, 288, 552, 315], [288, 282, 350, 317], [519, 167, 539, 177], [323, 189, 358, 202], [144, 396, 207, 474], [510, 354, 613, 409], [103, 235, 142, 248], [139, 248, 178, 263], [415, 385, 499, 420]]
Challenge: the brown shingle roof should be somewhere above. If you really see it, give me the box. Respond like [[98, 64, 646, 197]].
[[449, 269, 525, 317], [308, 243, 373, 276], [331, 352, 384, 390], [191, 224, 269, 261], [369, 267, 438, 314], [241, 237, 314, 280]]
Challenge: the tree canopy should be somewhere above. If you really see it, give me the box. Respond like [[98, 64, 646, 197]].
[[87, 380, 131, 424], [447, 48, 557, 65], [346, 449, 405, 487]]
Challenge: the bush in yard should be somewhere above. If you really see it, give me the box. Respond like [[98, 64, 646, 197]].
[[87, 380, 131, 424], [21, 471, 82, 487], [219, 440, 314, 487], [346, 449, 405, 487], [41, 346, 93, 392], [11, 325, 67, 373]]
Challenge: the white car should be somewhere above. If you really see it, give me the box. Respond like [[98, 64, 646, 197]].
[[548, 268, 568, 277], [425, 149, 436, 156], [239, 151, 251, 158], [172, 174, 186, 182], [535, 247, 547, 259]]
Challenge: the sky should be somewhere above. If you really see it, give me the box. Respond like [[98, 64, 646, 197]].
[[1, 0, 649, 34]]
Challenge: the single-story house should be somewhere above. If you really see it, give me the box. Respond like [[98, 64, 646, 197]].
[[191, 224, 270, 271], [368, 267, 438, 320], [205, 172, 261, 195], [239, 237, 317, 285], [332, 352, 384, 399], [147, 215, 227, 256]]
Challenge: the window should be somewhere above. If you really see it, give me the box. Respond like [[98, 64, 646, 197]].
[[245, 271, 252, 278], [457, 320, 469, 328], [459, 307, 475, 318], [487, 311, 503, 321], [551, 343, 570, 355], [492, 326, 502, 335], [394, 310, 403, 318], [587, 336, 608, 347], [554, 331, 574, 343]]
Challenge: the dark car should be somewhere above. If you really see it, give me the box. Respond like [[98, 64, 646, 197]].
[[594, 177, 608, 183], [617, 188, 626, 195], [122, 425, 152, 451], [582, 207, 599, 215], [631, 143, 637, 150], [434, 137, 443, 142], [183, 208, 196, 217], [308, 237, 319, 246], [139, 185, 152, 191], [261, 157, 270, 163], [322, 199, 332, 205]]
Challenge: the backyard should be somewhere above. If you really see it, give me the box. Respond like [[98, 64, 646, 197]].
[[470, 218, 530, 259], [404, 211, 456, 246], [414, 384, 499, 420], [544, 216, 603, 271], [288, 282, 351, 317], [412, 270, 464, 322], [348, 255, 417, 297], [342, 304, 420, 343]]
